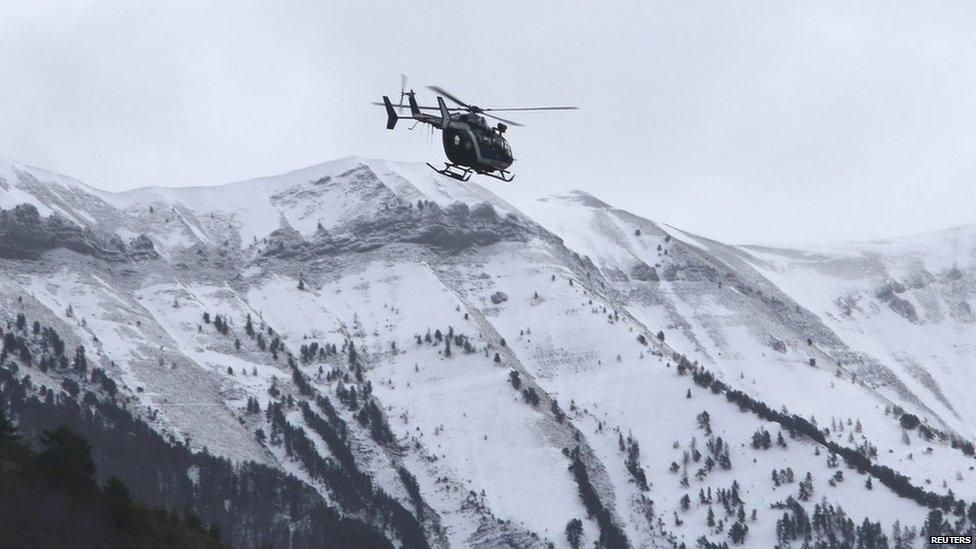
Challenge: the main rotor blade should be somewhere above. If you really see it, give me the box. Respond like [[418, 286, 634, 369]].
[[427, 86, 470, 108], [483, 112, 524, 127], [482, 106, 579, 112]]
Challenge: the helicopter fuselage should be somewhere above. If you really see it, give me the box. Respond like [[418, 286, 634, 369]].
[[442, 113, 513, 173], [378, 87, 571, 182]]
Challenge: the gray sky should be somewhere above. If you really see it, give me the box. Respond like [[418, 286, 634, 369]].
[[2, 1, 976, 245]]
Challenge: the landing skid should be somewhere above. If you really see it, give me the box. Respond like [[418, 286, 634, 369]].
[[426, 162, 515, 183], [427, 162, 472, 182], [478, 169, 515, 183]]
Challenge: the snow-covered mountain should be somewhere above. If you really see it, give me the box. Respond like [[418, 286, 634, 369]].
[[1, 156, 973, 548]]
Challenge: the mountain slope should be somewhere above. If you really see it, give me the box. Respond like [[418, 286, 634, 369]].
[[0, 156, 973, 548]]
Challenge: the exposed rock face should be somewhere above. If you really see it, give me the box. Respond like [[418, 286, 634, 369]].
[[263, 200, 531, 259], [0, 204, 157, 261], [628, 262, 659, 282], [771, 338, 788, 353], [876, 280, 919, 323], [128, 234, 160, 260]]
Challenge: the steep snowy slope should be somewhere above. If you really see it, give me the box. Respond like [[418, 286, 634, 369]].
[[1, 156, 973, 548], [526, 192, 976, 437], [525, 191, 976, 494], [742, 229, 976, 439]]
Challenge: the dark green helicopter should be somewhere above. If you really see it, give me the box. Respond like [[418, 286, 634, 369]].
[[375, 79, 576, 182]]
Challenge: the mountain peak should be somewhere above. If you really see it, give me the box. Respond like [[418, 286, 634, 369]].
[[536, 189, 613, 209]]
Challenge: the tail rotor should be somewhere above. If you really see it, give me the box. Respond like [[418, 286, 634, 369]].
[[398, 74, 409, 114]]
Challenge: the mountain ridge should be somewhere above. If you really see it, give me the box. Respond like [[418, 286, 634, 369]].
[[2, 155, 974, 547]]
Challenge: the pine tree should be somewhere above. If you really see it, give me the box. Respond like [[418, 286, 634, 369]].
[[508, 370, 521, 389], [798, 472, 814, 501], [33, 426, 98, 495], [0, 399, 19, 448], [923, 509, 945, 537], [73, 346, 87, 371], [729, 521, 748, 544], [565, 518, 583, 549], [697, 411, 711, 434]]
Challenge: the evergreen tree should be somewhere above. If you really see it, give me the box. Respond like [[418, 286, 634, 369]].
[[798, 472, 814, 501], [565, 518, 583, 549], [32, 426, 98, 495], [728, 521, 748, 544], [73, 345, 87, 372], [0, 399, 20, 449], [923, 509, 944, 536], [508, 370, 521, 389]]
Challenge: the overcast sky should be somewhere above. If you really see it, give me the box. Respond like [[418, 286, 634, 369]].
[[2, 1, 976, 245]]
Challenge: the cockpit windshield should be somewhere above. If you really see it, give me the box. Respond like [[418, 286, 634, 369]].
[[462, 113, 488, 127]]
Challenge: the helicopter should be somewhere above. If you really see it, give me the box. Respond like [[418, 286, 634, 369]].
[[374, 78, 576, 182]]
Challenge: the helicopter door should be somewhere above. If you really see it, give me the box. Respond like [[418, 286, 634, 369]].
[[444, 128, 474, 165]]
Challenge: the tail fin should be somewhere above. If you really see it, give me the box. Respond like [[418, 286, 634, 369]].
[[437, 97, 450, 129], [408, 92, 422, 117], [382, 96, 398, 129]]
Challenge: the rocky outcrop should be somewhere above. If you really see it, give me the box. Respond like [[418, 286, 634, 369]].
[[876, 279, 919, 323], [629, 262, 660, 282], [0, 204, 157, 261], [263, 200, 532, 259]]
